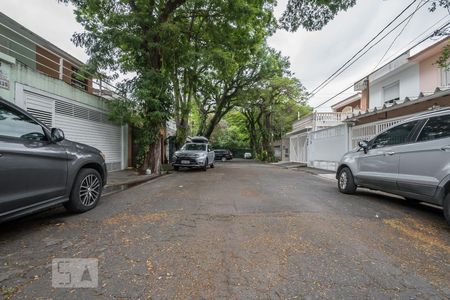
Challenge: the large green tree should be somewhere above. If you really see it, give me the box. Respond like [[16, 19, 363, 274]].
[[169, 0, 276, 146], [62, 0, 275, 173], [62, 0, 192, 173]]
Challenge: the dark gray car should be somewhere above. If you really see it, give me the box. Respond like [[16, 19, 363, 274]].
[[0, 98, 107, 222], [337, 108, 450, 225]]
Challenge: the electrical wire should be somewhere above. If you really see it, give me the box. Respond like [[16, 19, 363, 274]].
[[372, 0, 426, 71], [311, 2, 430, 100], [309, 0, 423, 97], [313, 22, 450, 109], [380, 14, 449, 65]]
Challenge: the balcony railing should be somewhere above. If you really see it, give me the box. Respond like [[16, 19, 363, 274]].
[[292, 112, 352, 132]]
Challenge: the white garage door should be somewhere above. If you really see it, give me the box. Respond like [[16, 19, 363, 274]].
[[23, 90, 122, 171], [289, 133, 308, 163]]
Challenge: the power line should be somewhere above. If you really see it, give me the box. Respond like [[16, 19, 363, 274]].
[[310, 0, 434, 102], [309, 0, 421, 96], [313, 22, 450, 109], [380, 14, 449, 65], [372, 0, 425, 71]]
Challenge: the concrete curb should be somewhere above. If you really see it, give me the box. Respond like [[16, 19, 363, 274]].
[[103, 172, 171, 197], [104, 171, 171, 188], [317, 173, 337, 182]]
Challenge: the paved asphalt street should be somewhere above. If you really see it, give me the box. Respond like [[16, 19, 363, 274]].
[[1, 160, 449, 299]]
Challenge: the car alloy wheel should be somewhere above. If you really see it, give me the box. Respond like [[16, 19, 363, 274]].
[[79, 174, 101, 206], [339, 171, 348, 190]]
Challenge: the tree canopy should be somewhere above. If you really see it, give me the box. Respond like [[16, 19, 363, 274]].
[[61, 0, 448, 168]]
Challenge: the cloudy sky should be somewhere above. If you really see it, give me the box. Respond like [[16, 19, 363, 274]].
[[1, 0, 448, 110]]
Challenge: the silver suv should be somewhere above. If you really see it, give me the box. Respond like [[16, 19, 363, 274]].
[[0, 98, 107, 222], [337, 108, 450, 224], [172, 137, 215, 171]]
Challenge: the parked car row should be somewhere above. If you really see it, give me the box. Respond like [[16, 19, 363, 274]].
[[171, 137, 238, 171], [337, 108, 450, 225], [0, 98, 107, 223]]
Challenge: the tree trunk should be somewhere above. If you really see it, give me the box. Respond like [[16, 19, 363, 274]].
[[146, 133, 162, 175], [261, 110, 275, 162], [176, 116, 189, 148], [204, 110, 222, 139]]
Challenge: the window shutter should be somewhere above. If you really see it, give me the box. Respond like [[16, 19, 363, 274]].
[[383, 82, 399, 103]]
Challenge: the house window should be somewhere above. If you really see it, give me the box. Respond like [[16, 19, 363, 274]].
[[441, 68, 450, 87], [383, 81, 399, 104], [71, 66, 88, 91]]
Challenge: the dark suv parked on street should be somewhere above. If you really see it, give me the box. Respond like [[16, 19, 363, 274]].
[[337, 108, 450, 225], [214, 149, 233, 161], [0, 97, 107, 222]]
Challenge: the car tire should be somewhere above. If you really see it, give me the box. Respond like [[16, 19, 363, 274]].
[[64, 168, 102, 213], [203, 159, 208, 171], [210, 162, 215, 168], [444, 193, 450, 226], [174, 166, 179, 171], [338, 167, 357, 194]]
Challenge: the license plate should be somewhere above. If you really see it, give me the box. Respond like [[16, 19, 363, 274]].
[[181, 160, 190, 164]]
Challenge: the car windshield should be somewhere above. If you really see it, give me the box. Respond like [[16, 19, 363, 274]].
[[183, 143, 206, 151]]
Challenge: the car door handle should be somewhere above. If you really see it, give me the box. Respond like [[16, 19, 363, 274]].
[[385, 152, 395, 156], [441, 146, 450, 152]]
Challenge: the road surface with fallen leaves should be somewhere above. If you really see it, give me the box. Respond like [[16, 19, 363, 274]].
[[1, 160, 449, 299]]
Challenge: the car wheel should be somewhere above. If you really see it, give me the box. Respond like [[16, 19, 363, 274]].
[[202, 159, 208, 171], [173, 166, 179, 171], [222, 157, 226, 162], [64, 168, 102, 213], [444, 193, 450, 226], [338, 167, 357, 194], [210, 161, 215, 168]]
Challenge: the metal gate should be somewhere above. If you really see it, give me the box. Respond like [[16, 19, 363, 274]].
[[289, 133, 308, 163]]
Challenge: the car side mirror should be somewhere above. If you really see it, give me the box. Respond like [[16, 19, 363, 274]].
[[51, 128, 65, 143], [358, 140, 369, 154]]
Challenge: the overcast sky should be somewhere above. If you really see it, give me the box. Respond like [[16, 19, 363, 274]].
[[1, 0, 448, 110]]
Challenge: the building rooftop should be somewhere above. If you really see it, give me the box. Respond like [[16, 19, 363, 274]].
[[0, 11, 85, 67], [331, 93, 361, 111], [344, 87, 450, 122]]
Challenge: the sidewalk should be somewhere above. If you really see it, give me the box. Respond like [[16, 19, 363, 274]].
[[103, 169, 168, 196], [105, 169, 161, 188], [271, 161, 307, 169], [283, 164, 338, 182]]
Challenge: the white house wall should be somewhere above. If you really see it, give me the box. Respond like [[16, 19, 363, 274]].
[[369, 64, 420, 109]]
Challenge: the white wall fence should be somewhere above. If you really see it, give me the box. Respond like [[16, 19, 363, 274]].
[[308, 124, 349, 171], [289, 115, 413, 171]]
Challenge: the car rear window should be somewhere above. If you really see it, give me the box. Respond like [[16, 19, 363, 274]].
[[417, 114, 450, 142]]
